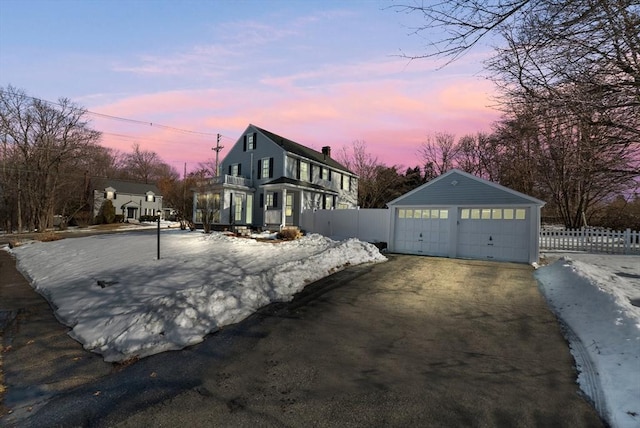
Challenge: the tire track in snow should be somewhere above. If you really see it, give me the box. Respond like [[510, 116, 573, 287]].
[[558, 319, 610, 425]]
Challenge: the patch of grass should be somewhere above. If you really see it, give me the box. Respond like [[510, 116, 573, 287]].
[[37, 232, 64, 242]]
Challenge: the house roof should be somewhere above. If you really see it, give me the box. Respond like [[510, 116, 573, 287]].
[[252, 125, 354, 175], [92, 178, 161, 196], [387, 169, 545, 207]]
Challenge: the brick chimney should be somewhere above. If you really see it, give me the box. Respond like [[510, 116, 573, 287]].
[[321, 146, 331, 159]]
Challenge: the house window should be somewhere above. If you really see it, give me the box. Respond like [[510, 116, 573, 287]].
[[247, 134, 255, 150], [233, 195, 243, 223], [146, 193, 155, 202], [230, 163, 241, 176], [285, 194, 293, 216], [341, 174, 350, 191], [265, 192, 278, 208], [105, 190, 116, 200], [300, 161, 309, 182], [322, 167, 329, 181], [260, 157, 273, 179]]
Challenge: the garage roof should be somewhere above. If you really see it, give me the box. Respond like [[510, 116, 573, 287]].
[[387, 169, 545, 207]]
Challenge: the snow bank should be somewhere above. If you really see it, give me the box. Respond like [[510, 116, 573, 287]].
[[536, 255, 640, 428], [9, 231, 385, 362]]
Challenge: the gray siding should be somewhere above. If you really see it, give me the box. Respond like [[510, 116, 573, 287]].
[[390, 171, 543, 207]]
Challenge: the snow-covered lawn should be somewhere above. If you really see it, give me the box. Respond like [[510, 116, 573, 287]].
[[6, 230, 385, 362], [4, 230, 638, 428], [536, 253, 640, 428]]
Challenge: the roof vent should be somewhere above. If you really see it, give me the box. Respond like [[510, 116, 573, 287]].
[[451, 180, 458, 186], [321, 146, 331, 159]]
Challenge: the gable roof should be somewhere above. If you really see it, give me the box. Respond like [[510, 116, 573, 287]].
[[92, 178, 161, 196], [252, 125, 354, 175], [387, 169, 545, 207]]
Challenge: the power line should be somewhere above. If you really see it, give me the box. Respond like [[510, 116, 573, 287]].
[[0, 89, 219, 137]]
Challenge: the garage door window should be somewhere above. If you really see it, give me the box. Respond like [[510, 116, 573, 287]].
[[460, 208, 526, 220]]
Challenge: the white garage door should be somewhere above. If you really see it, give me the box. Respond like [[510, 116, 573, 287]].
[[457, 208, 529, 263], [394, 208, 450, 257]]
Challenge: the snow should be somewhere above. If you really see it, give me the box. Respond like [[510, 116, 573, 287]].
[[4, 230, 639, 427], [536, 253, 640, 428], [6, 230, 386, 362]]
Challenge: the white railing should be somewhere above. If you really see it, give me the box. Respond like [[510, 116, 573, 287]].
[[195, 175, 252, 187], [264, 209, 282, 225], [539, 228, 640, 254]]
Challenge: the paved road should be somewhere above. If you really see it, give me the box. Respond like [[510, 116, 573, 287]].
[[1, 252, 603, 427]]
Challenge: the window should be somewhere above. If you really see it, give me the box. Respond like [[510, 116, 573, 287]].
[[259, 157, 273, 179], [440, 210, 449, 219], [234, 195, 243, 222], [146, 193, 155, 202], [481, 209, 491, 219], [265, 192, 278, 208], [503, 209, 514, 219], [230, 163, 241, 176], [322, 194, 332, 209], [105, 190, 116, 200], [322, 167, 329, 181], [492, 209, 502, 219], [398, 209, 405, 218], [341, 174, 350, 191], [461, 209, 469, 219], [285, 194, 293, 216], [244, 132, 257, 151], [515, 209, 526, 220], [300, 161, 309, 181]]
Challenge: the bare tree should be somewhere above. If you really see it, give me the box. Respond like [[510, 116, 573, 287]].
[[0, 86, 101, 232], [418, 132, 460, 177]]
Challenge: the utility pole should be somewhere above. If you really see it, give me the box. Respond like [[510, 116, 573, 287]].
[[212, 133, 224, 176]]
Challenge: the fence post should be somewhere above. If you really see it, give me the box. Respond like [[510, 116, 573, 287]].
[[625, 228, 631, 255]]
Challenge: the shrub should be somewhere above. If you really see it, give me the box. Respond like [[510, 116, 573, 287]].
[[277, 228, 302, 240], [38, 232, 63, 242]]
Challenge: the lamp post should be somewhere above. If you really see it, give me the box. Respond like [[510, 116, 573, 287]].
[[156, 210, 161, 260]]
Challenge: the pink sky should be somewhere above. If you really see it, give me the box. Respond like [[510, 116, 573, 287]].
[[90, 58, 501, 174], [1, 1, 503, 175]]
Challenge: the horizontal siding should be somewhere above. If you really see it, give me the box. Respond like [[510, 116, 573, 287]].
[[392, 172, 537, 206]]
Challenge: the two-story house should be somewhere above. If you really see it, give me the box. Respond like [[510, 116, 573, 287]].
[[192, 124, 358, 230], [92, 178, 163, 222]]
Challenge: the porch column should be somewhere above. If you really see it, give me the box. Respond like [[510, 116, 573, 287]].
[[263, 188, 267, 227], [281, 188, 287, 229]]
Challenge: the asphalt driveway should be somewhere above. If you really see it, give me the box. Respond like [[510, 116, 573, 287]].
[[2, 253, 602, 427]]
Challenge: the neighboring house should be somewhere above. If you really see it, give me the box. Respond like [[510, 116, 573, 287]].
[[92, 178, 163, 222], [387, 169, 545, 264], [193, 124, 358, 230]]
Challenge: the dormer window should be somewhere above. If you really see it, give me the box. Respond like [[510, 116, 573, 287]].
[[146, 192, 156, 202]]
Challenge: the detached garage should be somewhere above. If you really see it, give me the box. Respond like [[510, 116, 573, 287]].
[[387, 169, 545, 264]]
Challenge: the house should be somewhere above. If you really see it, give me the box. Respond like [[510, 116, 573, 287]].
[[92, 178, 163, 222], [387, 169, 545, 264], [192, 124, 358, 230]]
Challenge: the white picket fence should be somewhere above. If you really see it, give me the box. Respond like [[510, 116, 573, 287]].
[[539, 228, 640, 254]]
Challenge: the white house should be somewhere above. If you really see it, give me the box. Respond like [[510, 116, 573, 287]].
[[92, 178, 163, 222]]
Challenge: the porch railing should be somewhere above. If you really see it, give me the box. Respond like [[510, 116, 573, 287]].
[[195, 175, 252, 187]]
